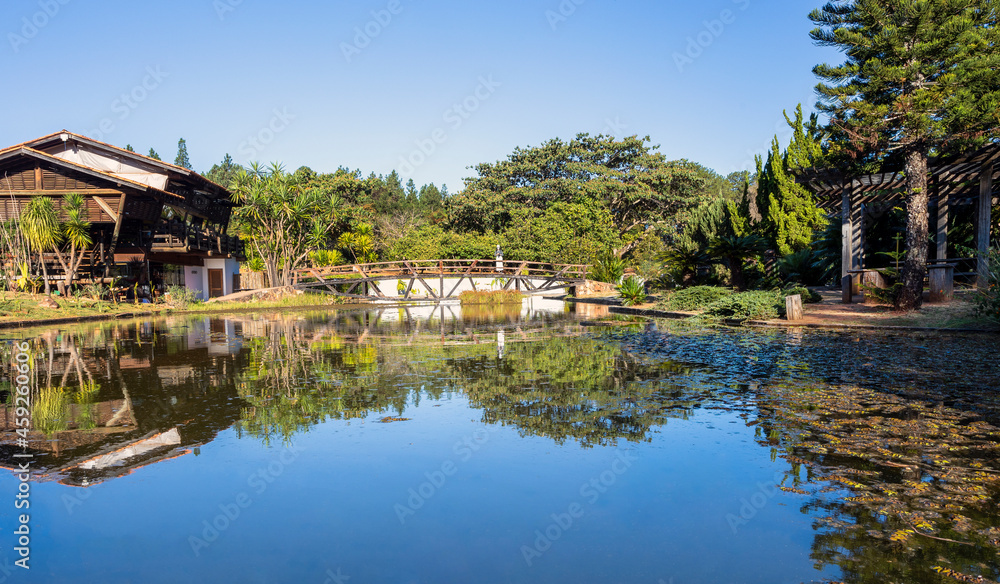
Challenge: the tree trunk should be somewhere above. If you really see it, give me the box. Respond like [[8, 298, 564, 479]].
[[729, 256, 745, 291], [897, 148, 930, 310], [40, 255, 51, 295]]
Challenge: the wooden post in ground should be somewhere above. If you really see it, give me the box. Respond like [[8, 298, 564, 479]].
[[935, 175, 949, 261], [785, 294, 804, 321], [841, 275, 853, 304], [841, 184, 854, 283], [977, 163, 994, 289]]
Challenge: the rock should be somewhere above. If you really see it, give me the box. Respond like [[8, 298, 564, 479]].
[[38, 296, 59, 309]]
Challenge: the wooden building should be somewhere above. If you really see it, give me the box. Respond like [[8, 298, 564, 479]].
[[795, 144, 999, 297], [0, 130, 244, 299]]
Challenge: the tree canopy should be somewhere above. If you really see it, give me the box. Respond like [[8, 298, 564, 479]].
[[810, 0, 1000, 308], [449, 134, 706, 258]]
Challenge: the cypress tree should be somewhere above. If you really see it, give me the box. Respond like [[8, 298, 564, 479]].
[[754, 105, 827, 256]]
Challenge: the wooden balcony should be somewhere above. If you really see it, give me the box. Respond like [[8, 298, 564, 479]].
[[151, 222, 245, 260]]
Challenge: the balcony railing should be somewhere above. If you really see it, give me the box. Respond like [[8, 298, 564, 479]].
[[151, 222, 245, 259]]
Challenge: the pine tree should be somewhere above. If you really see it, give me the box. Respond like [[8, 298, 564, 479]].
[[125, 144, 135, 152], [148, 148, 161, 161], [205, 154, 241, 188], [810, 0, 1000, 309], [174, 138, 192, 169]]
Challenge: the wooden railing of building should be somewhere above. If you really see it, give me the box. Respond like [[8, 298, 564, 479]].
[[150, 222, 245, 259], [288, 260, 589, 300]]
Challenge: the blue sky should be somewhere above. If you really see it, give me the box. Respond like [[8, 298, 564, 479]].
[[3, 0, 842, 191]]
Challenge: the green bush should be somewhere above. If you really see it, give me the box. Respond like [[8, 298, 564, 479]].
[[166, 285, 202, 308], [590, 250, 625, 284], [658, 286, 733, 311], [973, 248, 1000, 323], [781, 285, 822, 304], [704, 290, 784, 321], [617, 276, 647, 306]]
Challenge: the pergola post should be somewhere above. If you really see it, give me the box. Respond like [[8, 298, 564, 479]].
[[977, 163, 994, 289], [841, 184, 854, 281], [936, 175, 949, 261]]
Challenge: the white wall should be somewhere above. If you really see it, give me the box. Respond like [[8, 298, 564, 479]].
[[203, 258, 240, 298], [184, 266, 205, 300]]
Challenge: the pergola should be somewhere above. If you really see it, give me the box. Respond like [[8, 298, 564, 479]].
[[795, 143, 999, 293]]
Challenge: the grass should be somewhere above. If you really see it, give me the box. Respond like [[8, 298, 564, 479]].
[[458, 290, 524, 305], [0, 290, 351, 326]]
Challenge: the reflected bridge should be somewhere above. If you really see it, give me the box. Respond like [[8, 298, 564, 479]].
[[291, 259, 589, 300]]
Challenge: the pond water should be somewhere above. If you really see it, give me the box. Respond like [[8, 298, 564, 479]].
[[1, 301, 998, 584]]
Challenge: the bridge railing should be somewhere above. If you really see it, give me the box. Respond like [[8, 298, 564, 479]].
[[291, 260, 589, 283]]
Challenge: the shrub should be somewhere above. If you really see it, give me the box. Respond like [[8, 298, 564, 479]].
[[704, 290, 784, 321], [459, 290, 523, 305], [617, 276, 647, 306], [781, 285, 822, 304], [590, 250, 625, 284], [659, 286, 733, 311], [165, 285, 202, 308]]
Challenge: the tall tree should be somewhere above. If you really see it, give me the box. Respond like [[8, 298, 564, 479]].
[[205, 154, 241, 188], [124, 144, 135, 153], [451, 134, 705, 258], [230, 163, 343, 287], [810, 0, 1000, 309], [174, 138, 192, 169], [755, 105, 827, 257], [148, 148, 161, 161]]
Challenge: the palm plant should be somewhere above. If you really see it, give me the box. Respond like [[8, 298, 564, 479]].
[[20, 197, 60, 294], [52, 192, 93, 289], [708, 234, 767, 291], [590, 250, 625, 284]]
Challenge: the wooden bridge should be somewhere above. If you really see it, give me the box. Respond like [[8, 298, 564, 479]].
[[291, 259, 589, 300]]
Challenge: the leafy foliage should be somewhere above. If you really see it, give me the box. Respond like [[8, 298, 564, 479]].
[[810, 1, 1000, 309], [658, 285, 734, 312], [617, 276, 647, 307], [458, 290, 523, 305], [230, 163, 345, 287], [450, 133, 705, 258], [703, 290, 784, 321], [589, 250, 625, 284], [754, 106, 827, 256]]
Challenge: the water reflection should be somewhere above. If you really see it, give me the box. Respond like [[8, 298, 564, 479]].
[[0, 305, 706, 487], [1, 309, 997, 583]]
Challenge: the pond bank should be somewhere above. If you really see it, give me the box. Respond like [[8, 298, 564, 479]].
[[565, 292, 1000, 334]]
